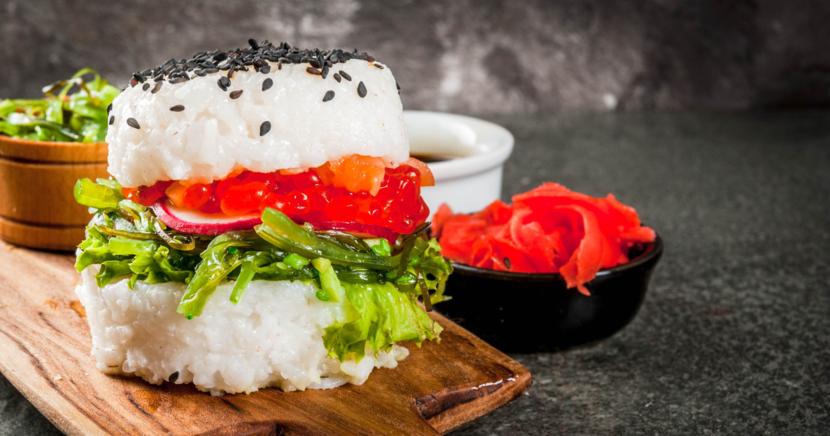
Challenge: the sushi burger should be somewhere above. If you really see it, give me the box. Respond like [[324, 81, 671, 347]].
[[72, 40, 452, 395]]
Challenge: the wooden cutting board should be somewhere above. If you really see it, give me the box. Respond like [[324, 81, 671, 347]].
[[0, 240, 531, 435]]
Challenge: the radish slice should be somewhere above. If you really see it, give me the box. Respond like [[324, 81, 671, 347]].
[[152, 200, 262, 235], [152, 200, 402, 243], [311, 221, 399, 244]]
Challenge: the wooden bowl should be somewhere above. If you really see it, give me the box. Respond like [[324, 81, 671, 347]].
[[0, 136, 108, 251]]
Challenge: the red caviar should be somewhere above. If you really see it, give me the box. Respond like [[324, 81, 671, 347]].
[[123, 157, 434, 235]]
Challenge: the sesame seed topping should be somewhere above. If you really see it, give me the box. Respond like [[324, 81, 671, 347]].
[[333, 73, 342, 83], [218, 76, 230, 91], [260, 121, 272, 137], [123, 40, 378, 88], [323, 91, 335, 102], [170, 105, 185, 112], [108, 115, 114, 125], [306, 67, 322, 75], [339, 71, 352, 81], [230, 90, 243, 99], [262, 78, 273, 91], [357, 81, 367, 98], [151, 81, 163, 94], [127, 118, 140, 129], [106, 103, 112, 114], [374, 63, 384, 69], [142, 83, 150, 91]]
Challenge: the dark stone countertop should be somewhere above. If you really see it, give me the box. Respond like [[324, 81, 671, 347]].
[[2, 111, 829, 435]]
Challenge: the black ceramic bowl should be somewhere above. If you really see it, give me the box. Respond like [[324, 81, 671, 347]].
[[435, 234, 663, 353]]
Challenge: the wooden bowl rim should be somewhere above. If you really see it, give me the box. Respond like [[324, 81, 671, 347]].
[[0, 135, 107, 163]]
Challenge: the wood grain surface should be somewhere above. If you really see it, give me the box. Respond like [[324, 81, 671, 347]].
[[0, 240, 531, 435], [0, 137, 108, 250]]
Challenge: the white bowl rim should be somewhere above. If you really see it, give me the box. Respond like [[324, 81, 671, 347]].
[[403, 110, 514, 182]]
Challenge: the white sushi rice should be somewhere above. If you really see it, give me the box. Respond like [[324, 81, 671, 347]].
[[107, 60, 409, 188], [75, 266, 409, 395]]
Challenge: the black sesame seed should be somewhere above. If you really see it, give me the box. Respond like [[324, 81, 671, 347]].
[[122, 41, 381, 88], [142, 83, 150, 91], [323, 90, 335, 102], [333, 73, 342, 83], [396, 81, 401, 90], [218, 76, 230, 91], [170, 105, 185, 112], [504, 257, 512, 269], [230, 90, 243, 99], [106, 103, 112, 114], [357, 81, 367, 98], [262, 78, 273, 91], [339, 70, 352, 81], [306, 67, 322, 75], [169, 371, 179, 383], [260, 121, 271, 137], [127, 118, 140, 129], [150, 82, 162, 94], [108, 115, 114, 125]]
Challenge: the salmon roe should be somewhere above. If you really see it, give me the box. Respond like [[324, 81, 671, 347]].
[[124, 164, 431, 235]]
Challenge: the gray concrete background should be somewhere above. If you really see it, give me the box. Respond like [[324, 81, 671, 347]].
[[3, 110, 830, 435], [2, 0, 829, 112]]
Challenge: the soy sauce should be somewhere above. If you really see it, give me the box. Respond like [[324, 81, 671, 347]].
[[410, 153, 456, 163]]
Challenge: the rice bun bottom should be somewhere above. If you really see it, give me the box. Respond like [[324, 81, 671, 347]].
[[75, 267, 408, 395]]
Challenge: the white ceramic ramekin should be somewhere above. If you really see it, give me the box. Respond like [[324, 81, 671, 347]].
[[403, 111, 514, 215]]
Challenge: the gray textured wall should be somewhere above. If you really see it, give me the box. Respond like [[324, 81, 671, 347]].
[[2, 0, 829, 112]]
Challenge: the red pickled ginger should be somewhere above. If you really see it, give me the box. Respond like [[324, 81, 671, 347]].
[[434, 183, 655, 295]]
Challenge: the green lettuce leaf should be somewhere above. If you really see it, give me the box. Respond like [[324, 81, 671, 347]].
[[323, 281, 442, 362], [74, 178, 122, 210]]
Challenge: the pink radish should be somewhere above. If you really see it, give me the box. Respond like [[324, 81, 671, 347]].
[[152, 200, 262, 235], [152, 200, 401, 242]]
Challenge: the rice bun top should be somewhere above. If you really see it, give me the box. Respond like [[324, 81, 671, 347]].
[[106, 41, 409, 188]]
